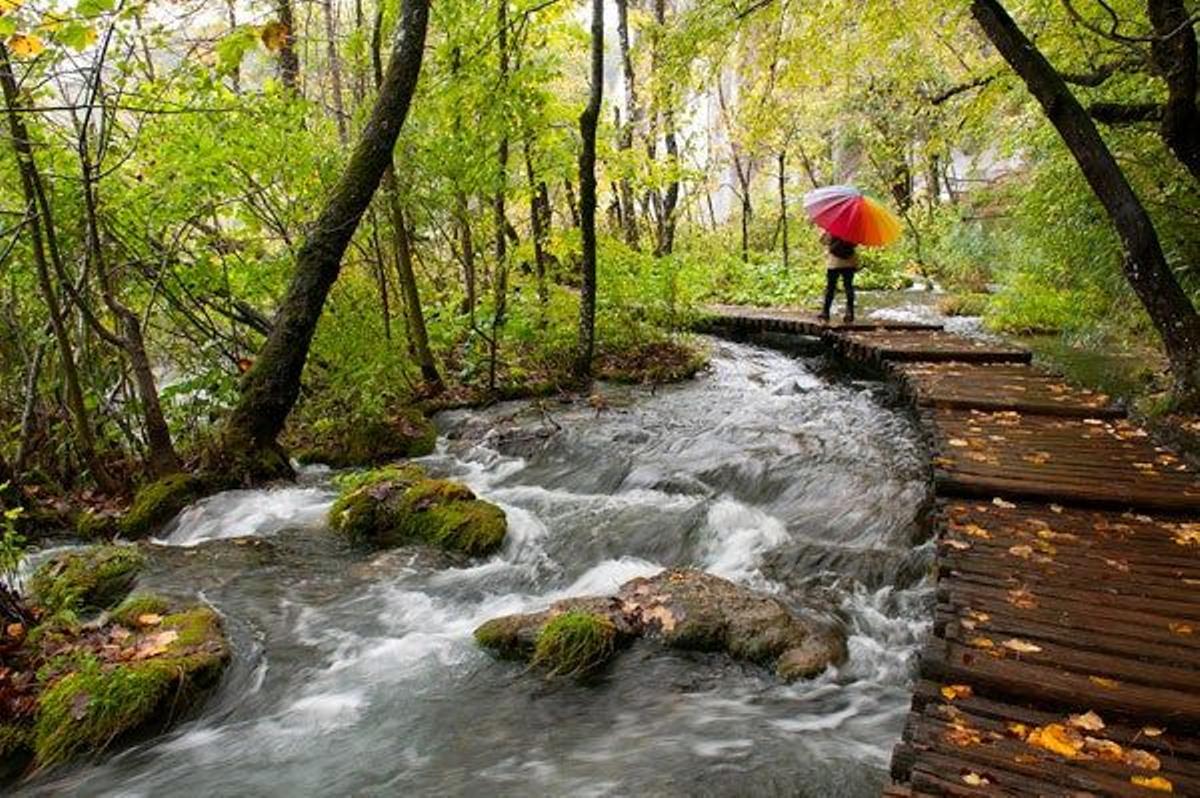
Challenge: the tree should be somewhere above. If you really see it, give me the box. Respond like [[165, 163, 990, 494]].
[[971, 0, 1200, 403], [218, 0, 432, 474], [574, 0, 603, 380]]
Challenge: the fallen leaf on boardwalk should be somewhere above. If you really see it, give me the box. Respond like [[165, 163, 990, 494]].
[[1142, 727, 1165, 738], [1130, 775, 1172, 792], [948, 438, 970, 448], [941, 684, 973, 701], [1069, 711, 1105, 732], [1008, 544, 1033, 559], [1124, 748, 1162, 771], [961, 772, 988, 787], [1084, 419, 1104, 425], [133, 630, 178, 660], [944, 539, 970, 551], [1174, 525, 1200, 546], [957, 523, 991, 539], [1027, 723, 1084, 758], [945, 724, 983, 747], [136, 613, 163, 627], [1007, 588, 1038, 609], [968, 637, 995, 649], [1084, 736, 1124, 761], [1168, 622, 1193, 635], [1050, 503, 1063, 513], [1005, 722, 1029, 739], [1002, 638, 1042, 654], [1023, 452, 1051, 465], [993, 497, 1016, 509], [1089, 676, 1120, 689]]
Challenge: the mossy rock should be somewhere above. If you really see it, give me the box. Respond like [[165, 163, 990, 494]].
[[531, 611, 618, 677], [75, 509, 120, 540], [120, 473, 205, 539], [292, 409, 436, 468], [28, 545, 144, 616], [111, 593, 173, 627], [329, 465, 507, 556], [32, 603, 229, 767], [0, 724, 32, 782]]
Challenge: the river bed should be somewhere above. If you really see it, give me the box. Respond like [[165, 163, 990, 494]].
[[19, 338, 932, 797]]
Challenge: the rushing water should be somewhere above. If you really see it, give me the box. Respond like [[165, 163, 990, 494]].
[[19, 339, 933, 798]]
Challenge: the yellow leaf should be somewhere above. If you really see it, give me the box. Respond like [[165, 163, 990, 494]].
[[944, 539, 970, 550], [1131, 775, 1173, 792], [960, 523, 991, 539], [0, 0, 21, 15], [961, 772, 988, 787], [261, 20, 289, 51], [948, 438, 969, 448], [1168, 622, 1193, 636], [1068, 711, 1105, 732], [8, 33, 43, 57], [5, 622, 24, 639], [1005, 722, 1029, 739], [1002, 638, 1043, 654], [1008, 544, 1033, 559], [1083, 736, 1124, 761], [1007, 588, 1038, 609], [1142, 726, 1164, 738], [137, 613, 163, 627], [1089, 675, 1120, 689], [941, 684, 973, 701], [1027, 723, 1084, 758], [968, 637, 994, 649], [1124, 748, 1161, 771]]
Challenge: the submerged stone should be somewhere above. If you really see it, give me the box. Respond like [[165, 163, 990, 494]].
[[474, 569, 846, 682], [28, 545, 145, 616], [329, 465, 507, 556], [291, 409, 437, 468]]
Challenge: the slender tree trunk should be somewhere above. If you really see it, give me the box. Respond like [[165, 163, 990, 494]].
[[574, 0, 603, 381], [777, 150, 789, 270], [0, 44, 115, 491], [615, 0, 639, 250], [487, 0, 510, 392], [564, 180, 581, 228], [456, 191, 477, 321], [323, 0, 348, 143], [220, 0, 431, 466], [226, 1, 239, 92], [15, 343, 45, 475], [1147, 0, 1200, 182], [386, 179, 441, 387], [276, 0, 302, 94], [368, 209, 392, 339], [524, 133, 549, 307], [972, 0, 1200, 401]]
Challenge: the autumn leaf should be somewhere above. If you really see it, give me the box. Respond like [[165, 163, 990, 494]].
[[1068, 711, 1105, 732], [968, 636, 994, 649], [1007, 588, 1037, 609], [1002, 638, 1043, 654], [992, 497, 1016, 509], [961, 772, 988, 787], [944, 539, 970, 550], [133, 629, 179, 659], [1089, 675, 1120, 689], [1005, 722, 1029, 739], [960, 523, 990, 539], [8, 33, 44, 57], [0, 0, 21, 15], [941, 684, 972, 701], [260, 20, 289, 51], [1131, 775, 1173, 792], [5, 622, 24, 639], [1008, 544, 1033, 559], [136, 613, 163, 627], [1027, 723, 1084, 758], [1124, 748, 1161, 771], [1142, 726, 1165, 738], [1168, 622, 1193, 636]]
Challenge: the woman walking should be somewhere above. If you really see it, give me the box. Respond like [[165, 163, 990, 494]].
[[802, 185, 902, 325], [819, 231, 859, 323]]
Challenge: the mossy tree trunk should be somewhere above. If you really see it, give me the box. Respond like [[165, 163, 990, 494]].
[[574, 0, 603, 381], [1147, 0, 1200, 183], [219, 0, 431, 469], [276, 0, 302, 94], [972, 0, 1200, 404]]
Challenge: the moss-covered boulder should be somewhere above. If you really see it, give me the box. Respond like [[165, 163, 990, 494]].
[[329, 465, 507, 556], [474, 569, 846, 682], [120, 473, 205, 539], [290, 409, 437, 468], [28, 545, 144, 616]]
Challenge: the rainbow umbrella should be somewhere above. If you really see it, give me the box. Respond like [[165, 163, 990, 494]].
[[803, 185, 902, 247]]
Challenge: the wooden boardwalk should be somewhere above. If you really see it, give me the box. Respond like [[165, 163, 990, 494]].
[[703, 306, 1200, 797]]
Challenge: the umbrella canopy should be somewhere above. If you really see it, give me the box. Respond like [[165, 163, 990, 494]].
[[803, 185, 902, 247]]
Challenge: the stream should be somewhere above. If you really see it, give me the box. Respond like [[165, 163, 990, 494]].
[[19, 338, 933, 797]]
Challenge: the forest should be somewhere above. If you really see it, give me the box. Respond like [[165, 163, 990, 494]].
[[0, 0, 1199, 791]]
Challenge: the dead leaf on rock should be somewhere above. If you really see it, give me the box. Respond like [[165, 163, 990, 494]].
[[133, 629, 179, 660], [137, 613, 163, 627]]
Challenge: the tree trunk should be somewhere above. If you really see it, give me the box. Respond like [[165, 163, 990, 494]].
[[456, 191, 477, 321], [574, 0, 603, 381], [492, 0, 510, 328], [323, 0, 348, 143], [220, 0, 431, 465], [739, 182, 752, 264], [564, 179, 581, 228], [0, 44, 115, 491], [777, 150, 789, 270], [615, 0, 639, 250], [385, 177, 442, 387], [651, 0, 678, 257], [276, 0, 302, 94], [524, 133, 550, 307], [972, 0, 1200, 401], [1147, 0, 1200, 182]]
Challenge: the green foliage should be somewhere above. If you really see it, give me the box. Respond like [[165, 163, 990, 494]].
[[289, 409, 436, 468], [0, 486, 26, 588], [531, 611, 618, 678], [28, 545, 144, 616]]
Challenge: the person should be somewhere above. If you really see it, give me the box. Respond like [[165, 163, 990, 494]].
[[818, 231, 858, 323]]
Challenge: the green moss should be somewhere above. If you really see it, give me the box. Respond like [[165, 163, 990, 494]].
[[120, 473, 203, 539], [531, 611, 617, 678], [31, 606, 229, 767], [474, 616, 532, 660], [293, 409, 436, 467], [29, 545, 144, 615], [0, 723, 32, 781], [329, 465, 507, 556], [936, 293, 990, 318], [111, 593, 172, 627], [75, 510, 118, 541]]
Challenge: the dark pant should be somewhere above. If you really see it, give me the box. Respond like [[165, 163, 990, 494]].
[[822, 268, 856, 320]]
